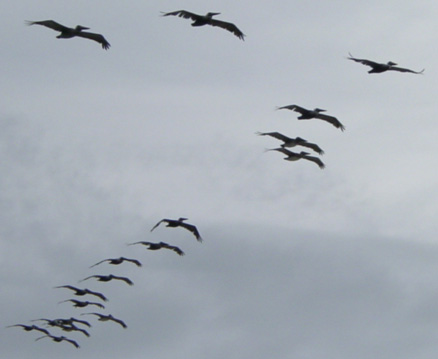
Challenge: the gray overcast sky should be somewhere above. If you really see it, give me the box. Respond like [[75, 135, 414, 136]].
[[2, 1, 438, 358]]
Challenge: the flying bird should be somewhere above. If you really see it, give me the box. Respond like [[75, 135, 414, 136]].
[[26, 20, 110, 50], [256, 132, 324, 155], [127, 241, 185, 256], [266, 148, 326, 169], [347, 53, 424, 74], [161, 10, 245, 40], [54, 285, 108, 302], [58, 299, 105, 309], [151, 217, 203, 241], [79, 274, 134, 286], [35, 335, 80, 349], [90, 257, 142, 268], [277, 105, 345, 131], [32, 317, 91, 328], [82, 313, 127, 329], [6, 324, 50, 335]]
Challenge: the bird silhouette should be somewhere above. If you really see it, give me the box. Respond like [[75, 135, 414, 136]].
[[127, 241, 185, 256], [151, 217, 202, 242]]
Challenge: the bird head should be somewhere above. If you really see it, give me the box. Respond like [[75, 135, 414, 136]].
[[206, 12, 221, 18], [314, 108, 326, 113], [299, 151, 310, 156], [75, 25, 90, 31], [178, 217, 188, 222], [387, 61, 397, 66]]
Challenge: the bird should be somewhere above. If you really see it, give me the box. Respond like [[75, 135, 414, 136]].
[[79, 274, 134, 286], [127, 241, 185, 256], [6, 324, 50, 335], [256, 132, 324, 155], [32, 317, 91, 328], [35, 335, 80, 349], [277, 105, 345, 131], [161, 10, 245, 40], [151, 217, 203, 242], [81, 313, 127, 329], [26, 20, 110, 50], [266, 148, 326, 169], [58, 299, 105, 309], [347, 53, 424, 74], [90, 257, 142, 268], [54, 285, 108, 302]]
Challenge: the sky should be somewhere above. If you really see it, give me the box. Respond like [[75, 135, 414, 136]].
[[1, 1, 438, 358]]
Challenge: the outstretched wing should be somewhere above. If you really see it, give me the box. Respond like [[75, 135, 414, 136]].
[[113, 275, 134, 286], [388, 66, 424, 74], [180, 222, 202, 242], [161, 10, 202, 20], [76, 31, 110, 50], [89, 259, 108, 268], [150, 219, 166, 232], [313, 113, 345, 131], [163, 243, 185, 256], [266, 147, 295, 156], [257, 132, 291, 143], [299, 141, 325, 155], [25, 20, 70, 32], [124, 258, 142, 267], [276, 104, 307, 114], [303, 155, 325, 169], [209, 19, 245, 40], [346, 53, 380, 67]]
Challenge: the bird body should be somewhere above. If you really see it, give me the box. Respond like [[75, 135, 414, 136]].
[[277, 105, 345, 131], [256, 132, 324, 155], [54, 285, 108, 301], [267, 148, 325, 169], [128, 241, 185, 256], [151, 217, 203, 241], [82, 313, 127, 329], [347, 53, 424, 74], [7, 324, 50, 335], [161, 10, 245, 40], [79, 274, 134, 286], [59, 299, 105, 309], [35, 335, 79, 348], [26, 20, 110, 49], [90, 257, 142, 268]]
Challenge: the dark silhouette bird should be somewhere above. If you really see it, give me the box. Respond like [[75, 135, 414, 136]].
[[6, 324, 50, 335], [90, 257, 142, 268], [54, 285, 108, 302], [82, 312, 127, 329], [127, 241, 185, 256], [161, 10, 245, 40], [151, 217, 202, 241], [347, 53, 424, 74], [26, 20, 110, 50], [32, 317, 91, 328], [79, 274, 134, 286], [256, 132, 324, 155], [277, 105, 345, 131], [35, 335, 79, 348], [58, 299, 105, 309], [266, 148, 325, 169]]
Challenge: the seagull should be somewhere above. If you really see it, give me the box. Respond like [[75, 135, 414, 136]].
[[58, 299, 105, 309], [6, 324, 50, 335], [127, 241, 185, 256], [266, 148, 325, 169], [347, 53, 424, 74], [256, 132, 324, 155], [81, 313, 127, 329], [151, 217, 202, 242], [35, 335, 80, 349], [79, 274, 134, 286], [26, 20, 110, 50], [90, 257, 142, 268], [54, 285, 108, 302], [277, 105, 345, 131], [161, 10, 245, 40]]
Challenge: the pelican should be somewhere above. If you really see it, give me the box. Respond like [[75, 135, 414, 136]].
[[266, 148, 325, 169], [26, 20, 110, 50], [161, 10, 245, 40], [151, 217, 202, 242], [347, 53, 424, 74], [58, 299, 105, 309], [6, 324, 50, 335], [81, 312, 127, 329], [277, 105, 345, 131], [79, 274, 133, 286], [90, 257, 142, 268], [32, 317, 91, 328], [54, 285, 108, 302], [127, 241, 185, 256], [256, 132, 324, 155], [35, 335, 79, 349]]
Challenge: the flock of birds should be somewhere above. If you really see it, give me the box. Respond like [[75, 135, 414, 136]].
[[8, 218, 202, 349], [12, 7, 425, 351]]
